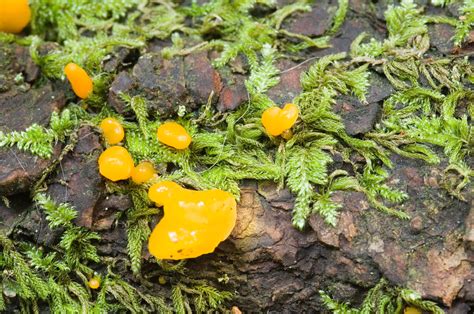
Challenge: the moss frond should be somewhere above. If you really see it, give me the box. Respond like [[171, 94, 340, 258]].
[[385, 0, 427, 47], [126, 189, 157, 274], [172, 286, 187, 314], [358, 166, 410, 219], [35, 193, 76, 224], [321, 278, 445, 314], [286, 144, 333, 229], [0, 109, 77, 159], [34, 193, 100, 267], [453, 0, 474, 46], [329, 0, 349, 34], [245, 44, 280, 102]]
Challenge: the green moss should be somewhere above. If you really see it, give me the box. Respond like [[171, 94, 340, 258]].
[[0, 109, 76, 159], [1, 0, 472, 311], [321, 278, 444, 314], [453, 0, 474, 46], [1, 194, 234, 312], [6, 0, 471, 234]]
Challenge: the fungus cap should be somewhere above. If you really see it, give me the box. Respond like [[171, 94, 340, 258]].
[[157, 122, 192, 150], [99, 118, 125, 145], [261, 103, 299, 136], [131, 161, 156, 184], [88, 277, 100, 290], [0, 0, 31, 34], [98, 146, 134, 182], [64, 63, 94, 99]]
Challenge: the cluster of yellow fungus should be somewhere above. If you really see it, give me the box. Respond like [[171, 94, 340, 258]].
[[97, 117, 235, 260], [95, 104, 301, 261], [97, 118, 157, 183], [147, 181, 237, 260], [99, 118, 191, 184], [261, 103, 299, 137], [97, 118, 192, 185], [98, 118, 132, 181], [0, 0, 31, 34]]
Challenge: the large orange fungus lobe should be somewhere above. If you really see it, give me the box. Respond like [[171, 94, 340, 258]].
[[98, 146, 134, 182], [0, 0, 31, 34], [157, 122, 191, 150], [148, 181, 237, 260], [64, 63, 94, 99], [261, 103, 299, 137], [99, 117, 125, 145]]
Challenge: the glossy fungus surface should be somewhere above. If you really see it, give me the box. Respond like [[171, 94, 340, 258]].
[[88, 277, 100, 290], [131, 161, 156, 184], [148, 181, 237, 260], [261, 103, 299, 136], [98, 146, 134, 182], [157, 122, 192, 150], [0, 0, 31, 33], [64, 63, 94, 99], [99, 117, 125, 145]]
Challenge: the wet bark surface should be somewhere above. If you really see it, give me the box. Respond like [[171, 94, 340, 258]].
[[1, 0, 473, 312], [0, 43, 66, 195]]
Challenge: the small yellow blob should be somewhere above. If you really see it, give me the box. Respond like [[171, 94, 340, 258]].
[[98, 146, 134, 182], [157, 122, 191, 150], [99, 117, 125, 145], [64, 63, 94, 99], [280, 129, 293, 140], [148, 181, 237, 260], [131, 161, 156, 184], [0, 0, 31, 34], [158, 276, 167, 285], [88, 277, 100, 290], [261, 103, 299, 136], [231, 306, 242, 314], [404, 306, 422, 314]]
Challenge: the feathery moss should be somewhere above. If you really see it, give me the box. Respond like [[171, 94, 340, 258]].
[[0, 0, 472, 311]]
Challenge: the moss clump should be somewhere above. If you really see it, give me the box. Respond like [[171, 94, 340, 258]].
[[320, 278, 444, 314], [0, 109, 76, 158]]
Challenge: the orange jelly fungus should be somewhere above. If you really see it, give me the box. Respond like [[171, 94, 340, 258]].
[[0, 0, 31, 34], [157, 122, 191, 150], [98, 146, 134, 182], [131, 161, 156, 184], [88, 277, 100, 290], [261, 103, 299, 137], [99, 117, 125, 145], [147, 181, 237, 260], [64, 63, 93, 99]]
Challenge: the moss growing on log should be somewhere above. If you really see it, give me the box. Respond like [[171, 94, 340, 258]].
[[0, 0, 472, 311]]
